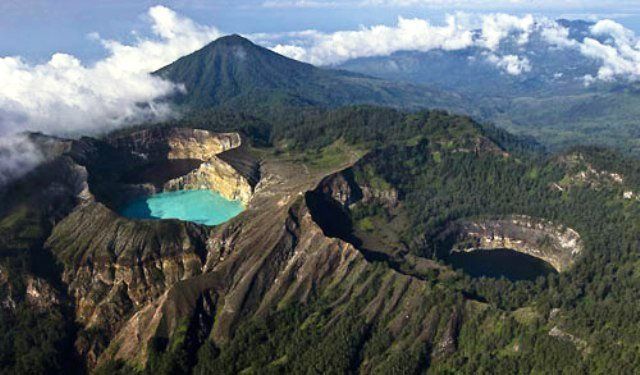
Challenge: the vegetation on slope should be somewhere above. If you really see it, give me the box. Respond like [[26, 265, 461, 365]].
[[100, 106, 640, 374], [155, 35, 467, 113], [3, 102, 640, 373]]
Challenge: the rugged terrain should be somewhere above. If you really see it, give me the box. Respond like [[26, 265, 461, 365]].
[[449, 216, 583, 272], [2, 34, 640, 374], [1, 107, 639, 374]]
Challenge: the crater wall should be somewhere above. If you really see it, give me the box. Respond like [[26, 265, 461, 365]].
[[164, 156, 253, 204], [451, 215, 583, 272], [108, 128, 240, 161], [107, 128, 257, 205]]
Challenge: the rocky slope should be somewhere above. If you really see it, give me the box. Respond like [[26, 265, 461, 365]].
[[21, 127, 471, 371], [3, 117, 636, 373], [107, 128, 241, 161], [163, 156, 252, 204], [97, 153, 473, 370], [46, 203, 209, 366], [1, 128, 262, 370]]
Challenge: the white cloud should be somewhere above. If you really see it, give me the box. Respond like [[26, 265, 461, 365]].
[[271, 13, 540, 75], [0, 134, 43, 187], [487, 54, 532, 75], [274, 15, 475, 65], [269, 13, 640, 81], [271, 44, 309, 61], [271, 15, 469, 65], [0, 5, 222, 186], [543, 19, 640, 81], [539, 20, 578, 48], [0, 5, 221, 138], [3, 5, 640, 185], [527, 18, 640, 81], [479, 13, 535, 50], [0, 53, 178, 137]]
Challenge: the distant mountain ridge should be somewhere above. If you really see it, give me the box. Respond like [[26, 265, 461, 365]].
[[337, 19, 600, 98], [154, 34, 469, 113], [336, 19, 640, 155]]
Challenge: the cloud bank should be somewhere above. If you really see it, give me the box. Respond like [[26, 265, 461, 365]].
[[486, 54, 532, 75], [270, 13, 546, 74], [0, 5, 221, 138], [3, 5, 640, 185], [580, 20, 640, 81], [0, 134, 43, 187], [273, 15, 475, 65], [0, 5, 221, 186], [269, 13, 640, 80]]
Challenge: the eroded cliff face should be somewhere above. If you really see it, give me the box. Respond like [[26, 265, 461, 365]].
[[0, 265, 61, 313], [107, 128, 255, 206], [166, 131, 240, 160], [2, 128, 610, 373], [164, 156, 253, 204], [18, 134, 470, 371], [92, 152, 484, 371], [46, 203, 208, 323], [3, 130, 581, 374], [108, 128, 240, 161], [103, 199, 362, 365], [91, 153, 365, 366], [100, 195, 467, 372], [451, 216, 583, 272], [8, 130, 254, 368], [44, 202, 210, 367], [316, 168, 399, 209]]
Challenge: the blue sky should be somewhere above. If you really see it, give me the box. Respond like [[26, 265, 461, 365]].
[[2, 0, 640, 62]]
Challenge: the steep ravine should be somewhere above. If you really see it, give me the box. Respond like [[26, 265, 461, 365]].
[[72, 135, 451, 370], [308, 165, 584, 276]]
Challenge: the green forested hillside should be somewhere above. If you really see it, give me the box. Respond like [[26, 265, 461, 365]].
[[334, 19, 640, 156], [156, 33, 640, 156], [198, 111, 640, 373], [154, 35, 468, 113], [487, 87, 640, 155], [2, 32, 640, 374], [98, 106, 640, 374]]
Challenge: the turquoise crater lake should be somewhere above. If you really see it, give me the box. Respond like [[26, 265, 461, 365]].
[[120, 189, 244, 226]]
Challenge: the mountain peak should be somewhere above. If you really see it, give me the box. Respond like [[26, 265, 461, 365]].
[[209, 34, 254, 47], [155, 35, 462, 111], [193, 34, 258, 58]]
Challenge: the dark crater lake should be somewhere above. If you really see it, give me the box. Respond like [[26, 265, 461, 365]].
[[446, 249, 557, 281]]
